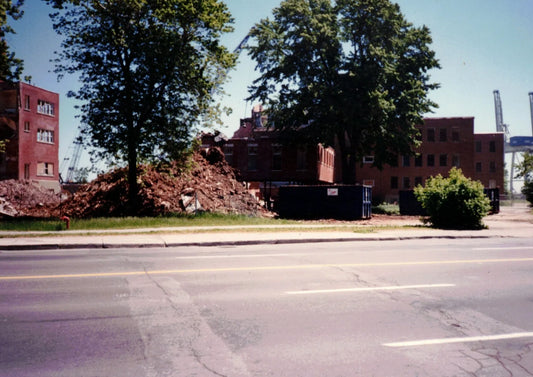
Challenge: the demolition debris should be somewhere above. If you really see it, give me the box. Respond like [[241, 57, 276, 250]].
[[0, 148, 269, 218]]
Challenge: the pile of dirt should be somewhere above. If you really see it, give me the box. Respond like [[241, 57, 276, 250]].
[[59, 148, 270, 218], [0, 180, 60, 218]]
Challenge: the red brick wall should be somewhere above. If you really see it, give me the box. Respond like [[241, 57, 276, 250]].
[[473, 133, 505, 189], [356, 118, 504, 202], [0, 82, 60, 190]]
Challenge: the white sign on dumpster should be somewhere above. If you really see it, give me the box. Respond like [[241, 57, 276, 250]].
[[327, 188, 338, 196]]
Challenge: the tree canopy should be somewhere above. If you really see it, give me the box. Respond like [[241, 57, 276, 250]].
[[247, 0, 440, 183], [0, 0, 24, 81], [47, 0, 236, 213]]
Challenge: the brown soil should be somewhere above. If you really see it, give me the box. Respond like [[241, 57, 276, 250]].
[[0, 148, 268, 219], [0, 179, 61, 218], [57, 148, 269, 218]]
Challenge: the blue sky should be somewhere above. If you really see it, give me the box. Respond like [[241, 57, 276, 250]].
[[7, 0, 533, 176]]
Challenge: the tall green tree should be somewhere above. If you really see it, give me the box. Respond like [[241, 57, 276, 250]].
[[248, 0, 440, 183], [0, 0, 24, 81], [46, 0, 235, 214]]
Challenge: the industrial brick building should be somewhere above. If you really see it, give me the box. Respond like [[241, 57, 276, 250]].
[[0, 81, 60, 192], [202, 105, 335, 204], [358, 117, 505, 202], [204, 110, 504, 205]]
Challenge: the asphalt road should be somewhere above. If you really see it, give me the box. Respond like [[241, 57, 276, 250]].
[[2, 238, 533, 376]]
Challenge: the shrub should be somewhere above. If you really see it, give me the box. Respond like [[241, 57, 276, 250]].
[[414, 167, 491, 229], [522, 180, 533, 206]]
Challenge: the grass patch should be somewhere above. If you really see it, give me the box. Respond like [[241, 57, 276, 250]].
[[0, 212, 298, 232], [372, 203, 400, 215]]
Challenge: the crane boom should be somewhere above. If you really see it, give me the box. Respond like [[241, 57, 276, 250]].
[[493, 90, 504, 133], [529, 92, 533, 136], [66, 134, 83, 182], [493, 90, 509, 142]]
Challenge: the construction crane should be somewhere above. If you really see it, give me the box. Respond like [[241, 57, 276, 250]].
[[212, 34, 250, 96], [493, 90, 509, 142], [60, 129, 84, 183], [494, 90, 533, 197], [529, 92, 533, 136]]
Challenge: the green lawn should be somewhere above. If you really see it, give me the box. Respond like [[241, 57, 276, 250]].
[[0, 212, 297, 232]]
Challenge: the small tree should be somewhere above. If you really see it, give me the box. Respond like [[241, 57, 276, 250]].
[[515, 151, 533, 206], [414, 167, 491, 229]]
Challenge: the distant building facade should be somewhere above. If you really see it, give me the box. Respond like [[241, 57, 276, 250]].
[[204, 109, 504, 204], [0, 81, 60, 192], [357, 117, 505, 202], [202, 105, 335, 204]]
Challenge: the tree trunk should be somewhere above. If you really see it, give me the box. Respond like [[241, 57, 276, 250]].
[[336, 131, 357, 184], [341, 153, 357, 184], [127, 124, 139, 215]]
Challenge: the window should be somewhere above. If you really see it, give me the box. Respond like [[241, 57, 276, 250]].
[[452, 154, 460, 168], [427, 154, 435, 167], [24, 121, 30, 132], [37, 100, 55, 116], [414, 176, 423, 187], [439, 154, 447, 167], [390, 176, 398, 189], [452, 128, 460, 142], [402, 155, 410, 167], [476, 162, 482, 172], [37, 129, 54, 143], [403, 177, 410, 189], [37, 162, 54, 176], [24, 95, 30, 110], [414, 155, 422, 167], [297, 147, 307, 170], [247, 144, 258, 171], [363, 155, 374, 164], [24, 164, 30, 179], [475, 140, 482, 152], [489, 140, 496, 152], [439, 128, 447, 142], [272, 144, 282, 171], [489, 161, 496, 173], [427, 128, 435, 142], [223, 144, 233, 166]]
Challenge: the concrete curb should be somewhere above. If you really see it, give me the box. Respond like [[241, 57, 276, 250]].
[[0, 233, 512, 251]]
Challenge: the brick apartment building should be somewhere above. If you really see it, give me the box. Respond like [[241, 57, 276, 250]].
[[0, 81, 60, 192]]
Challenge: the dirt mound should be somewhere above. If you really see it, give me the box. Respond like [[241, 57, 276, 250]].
[[0, 180, 60, 218], [59, 148, 269, 218]]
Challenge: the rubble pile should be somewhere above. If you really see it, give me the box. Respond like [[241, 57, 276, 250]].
[[0, 180, 60, 218], [59, 148, 269, 218]]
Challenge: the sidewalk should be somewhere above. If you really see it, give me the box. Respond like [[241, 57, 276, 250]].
[[0, 203, 531, 251]]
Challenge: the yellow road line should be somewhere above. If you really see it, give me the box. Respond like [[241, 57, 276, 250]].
[[2, 257, 533, 281]]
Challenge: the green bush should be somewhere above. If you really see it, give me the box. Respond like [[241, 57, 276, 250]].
[[414, 167, 491, 229], [522, 180, 533, 206]]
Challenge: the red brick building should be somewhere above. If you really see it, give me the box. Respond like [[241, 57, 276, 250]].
[[204, 110, 504, 205], [232, 106, 334, 184], [0, 81, 60, 192], [202, 105, 335, 203], [357, 117, 505, 202]]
